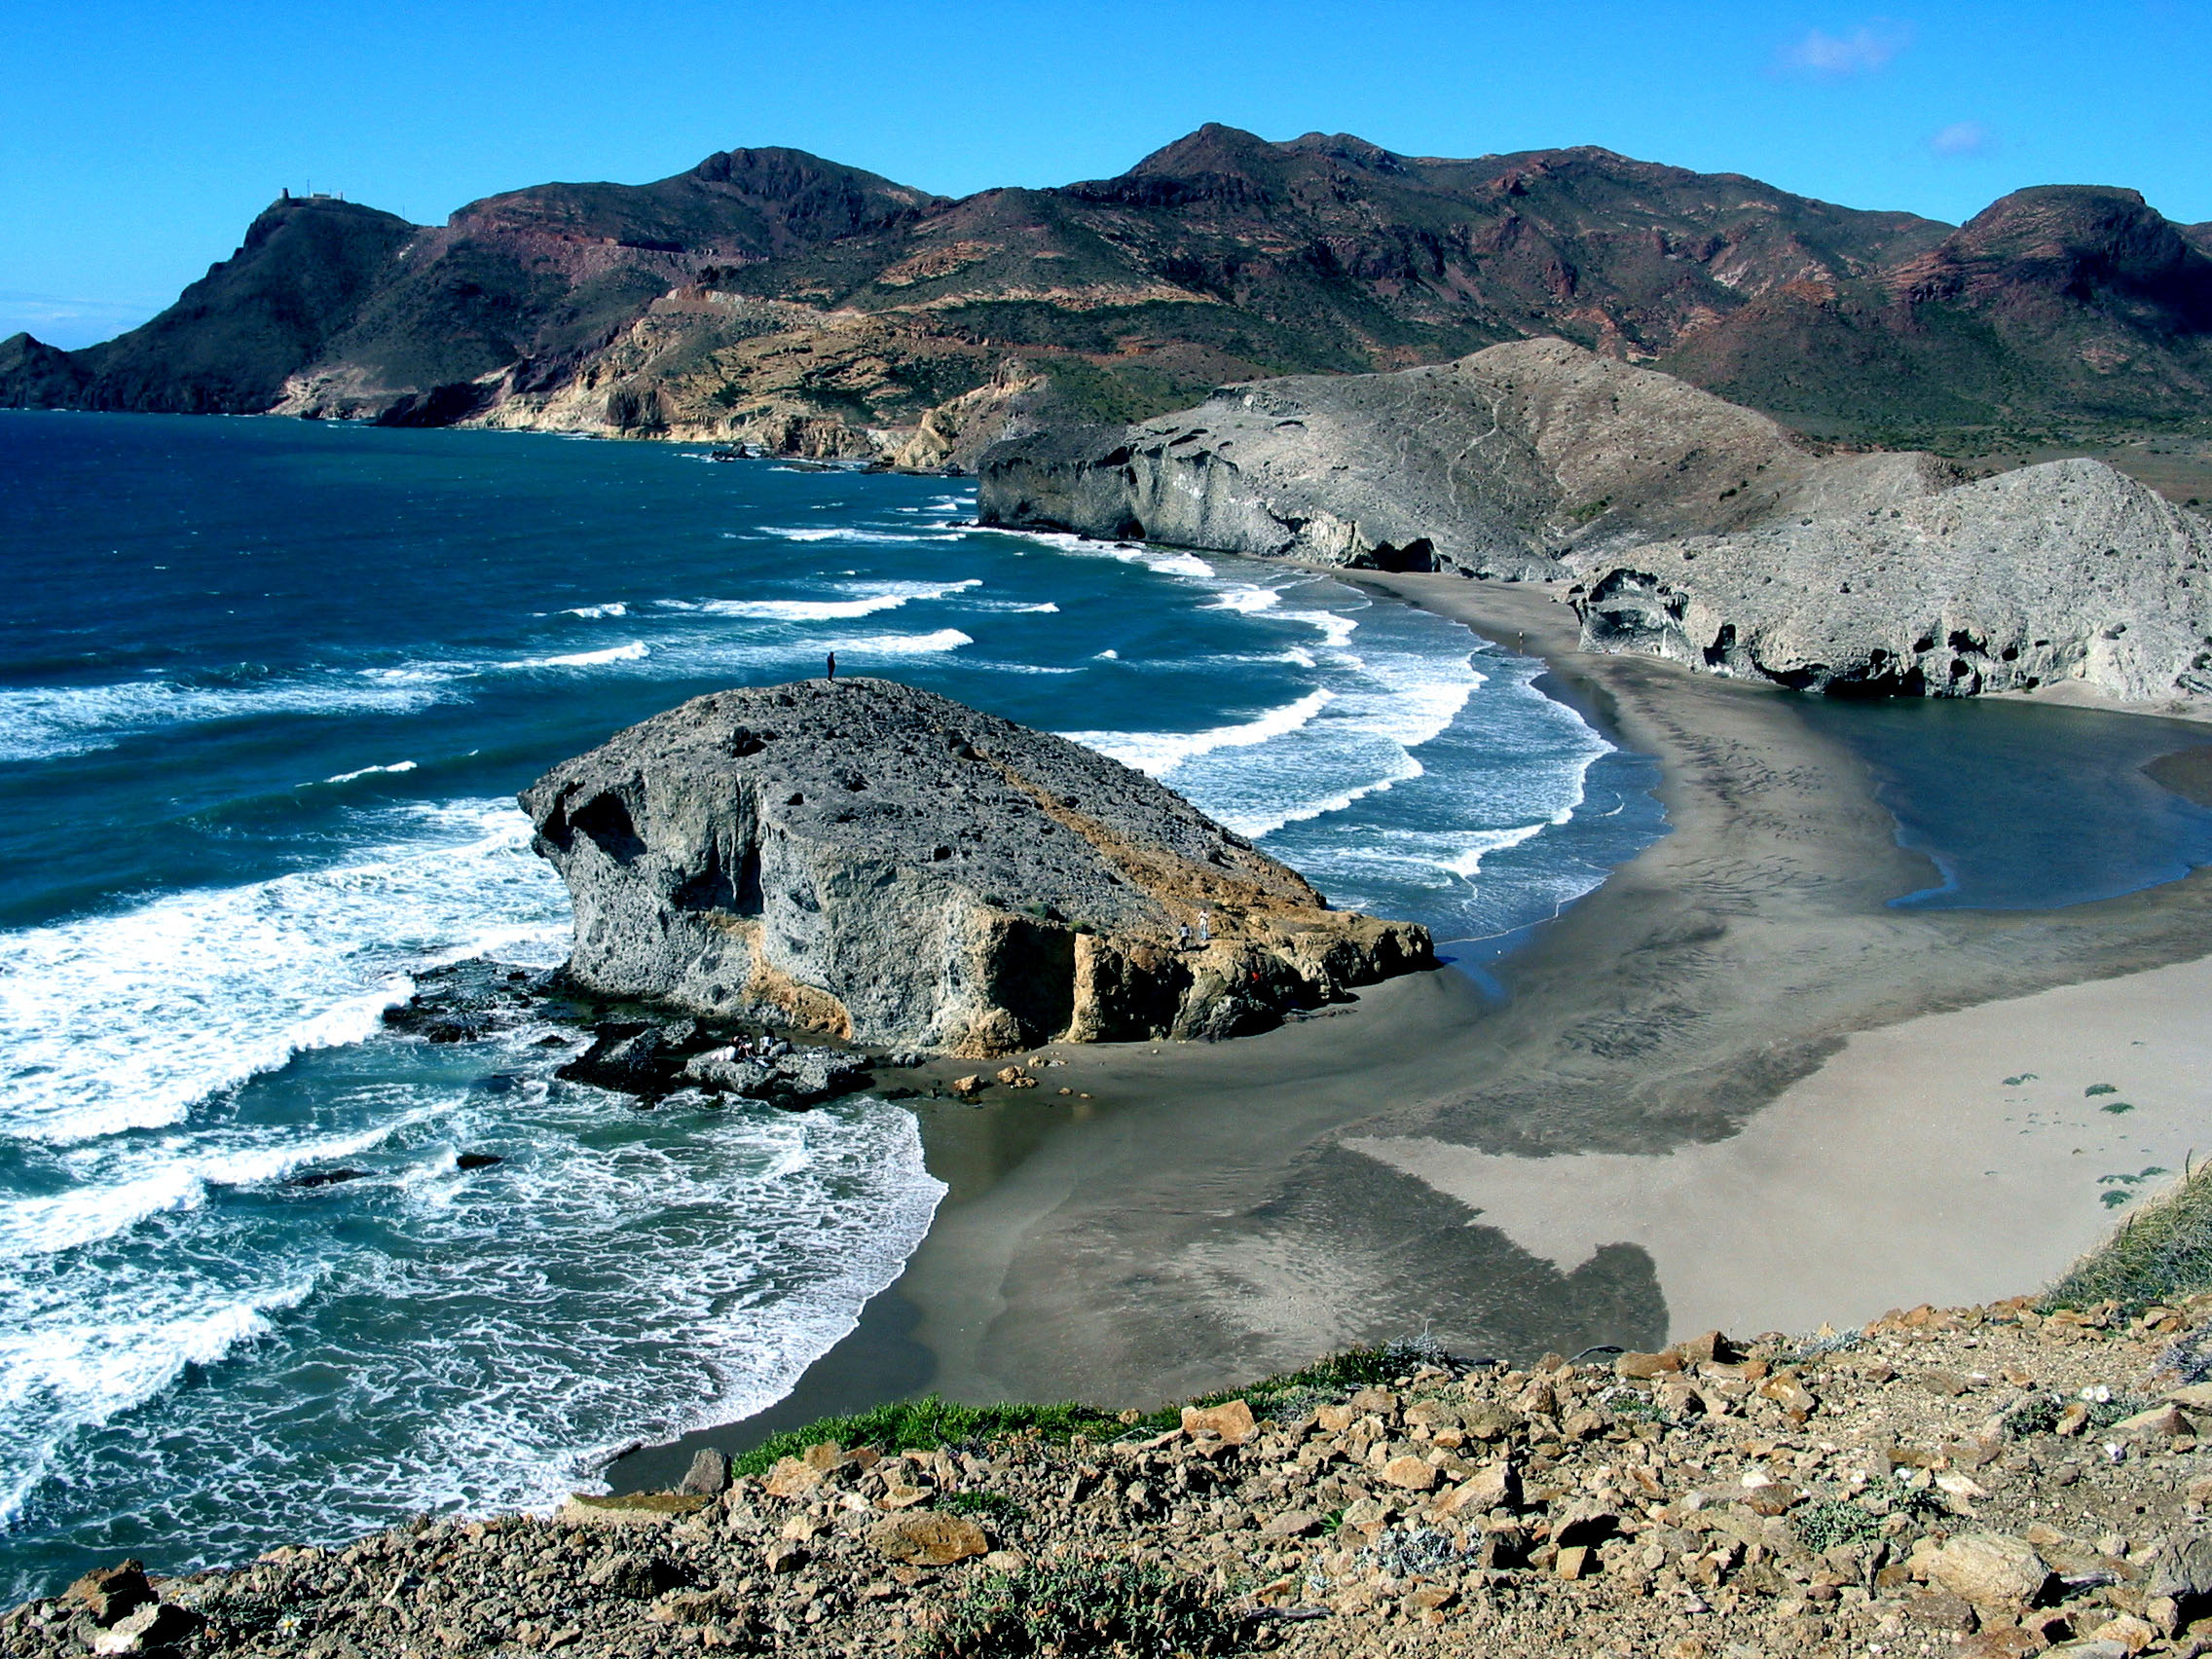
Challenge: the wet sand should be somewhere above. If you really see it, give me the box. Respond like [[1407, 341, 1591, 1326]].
[[612, 572, 2212, 1491]]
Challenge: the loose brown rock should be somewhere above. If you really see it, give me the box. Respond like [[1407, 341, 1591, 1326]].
[[1181, 1400, 1258, 1445], [1382, 1456, 1439, 1492], [65, 1563, 154, 1628], [1930, 1532, 2052, 1611], [866, 1512, 990, 1568]]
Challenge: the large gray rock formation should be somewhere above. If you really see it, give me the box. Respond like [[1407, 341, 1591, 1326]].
[[521, 680, 1430, 1055], [1573, 459, 2212, 700], [977, 339, 1950, 577]]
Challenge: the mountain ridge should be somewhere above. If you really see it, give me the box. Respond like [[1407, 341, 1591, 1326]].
[[7, 128, 2209, 459]]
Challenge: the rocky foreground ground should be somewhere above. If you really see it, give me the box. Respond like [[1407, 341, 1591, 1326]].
[[19, 1294, 2212, 1658]]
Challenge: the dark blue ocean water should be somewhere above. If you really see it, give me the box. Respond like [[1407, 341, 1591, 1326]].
[[0, 411, 1665, 1600]]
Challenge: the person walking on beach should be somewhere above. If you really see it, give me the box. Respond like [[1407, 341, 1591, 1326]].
[[826, 650, 836, 681]]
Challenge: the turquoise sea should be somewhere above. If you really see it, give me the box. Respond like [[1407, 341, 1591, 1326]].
[[0, 412, 1666, 1601]]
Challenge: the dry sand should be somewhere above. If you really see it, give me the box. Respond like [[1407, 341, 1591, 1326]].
[[1353, 951, 2212, 1338], [616, 570, 2212, 1489]]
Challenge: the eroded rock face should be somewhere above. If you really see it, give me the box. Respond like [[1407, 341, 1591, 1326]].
[[977, 339, 1952, 578], [1573, 459, 2212, 701], [520, 680, 1430, 1055]]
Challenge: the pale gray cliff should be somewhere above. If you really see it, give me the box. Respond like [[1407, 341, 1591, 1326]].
[[521, 680, 1430, 1055], [1573, 459, 2212, 701], [977, 339, 1951, 577], [980, 337, 2212, 708]]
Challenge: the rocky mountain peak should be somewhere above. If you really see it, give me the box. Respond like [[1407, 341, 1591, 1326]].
[[1903, 184, 2212, 316], [1280, 131, 1411, 174]]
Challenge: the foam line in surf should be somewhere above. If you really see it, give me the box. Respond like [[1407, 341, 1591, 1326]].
[[1064, 688, 1336, 776], [321, 760, 419, 785], [0, 1116, 424, 1260], [498, 643, 650, 670], [0, 678, 457, 765], [695, 578, 979, 621], [0, 800, 568, 1147]]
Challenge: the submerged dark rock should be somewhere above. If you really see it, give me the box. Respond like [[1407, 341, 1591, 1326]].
[[521, 679, 1431, 1055], [287, 1168, 368, 1190]]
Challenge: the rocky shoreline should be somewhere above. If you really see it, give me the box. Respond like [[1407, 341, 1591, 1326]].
[[20, 1287, 2212, 1658]]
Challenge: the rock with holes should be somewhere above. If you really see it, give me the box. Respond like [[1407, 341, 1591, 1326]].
[[523, 679, 1430, 1055], [1572, 458, 2212, 705]]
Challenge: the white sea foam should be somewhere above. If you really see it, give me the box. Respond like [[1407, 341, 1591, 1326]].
[[696, 578, 979, 621], [321, 760, 419, 785], [1441, 820, 1552, 878], [761, 527, 963, 545], [498, 643, 650, 670], [1065, 689, 1337, 776], [1204, 587, 1282, 615], [0, 1118, 420, 1261], [0, 1085, 942, 1577], [0, 800, 568, 1146], [970, 525, 1215, 579], [0, 1277, 318, 1528], [563, 603, 628, 619], [828, 628, 973, 656], [0, 677, 457, 765]]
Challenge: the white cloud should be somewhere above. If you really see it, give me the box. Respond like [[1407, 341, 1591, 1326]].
[[1773, 21, 1912, 78], [1929, 121, 1995, 158]]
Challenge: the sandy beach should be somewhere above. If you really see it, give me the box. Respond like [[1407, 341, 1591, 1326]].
[[613, 571, 2212, 1492]]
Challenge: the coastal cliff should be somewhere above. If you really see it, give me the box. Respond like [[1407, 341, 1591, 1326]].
[[978, 339, 2212, 708], [976, 339, 1951, 578], [1574, 458, 2212, 701], [520, 680, 1430, 1056]]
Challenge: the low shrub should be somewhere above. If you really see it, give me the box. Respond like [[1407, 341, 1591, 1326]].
[[914, 1556, 1238, 1658], [1792, 1499, 1884, 1552], [2045, 1162, 2212, 1317]]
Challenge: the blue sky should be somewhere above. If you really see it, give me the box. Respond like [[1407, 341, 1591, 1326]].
[[4, 0, 2207, 347]]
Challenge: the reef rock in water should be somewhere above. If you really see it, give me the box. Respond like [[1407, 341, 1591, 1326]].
[[521, 679, 1431, 1055]]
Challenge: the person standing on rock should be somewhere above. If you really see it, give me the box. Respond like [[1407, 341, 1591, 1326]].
[[826, 650, 836, 680], [1198, 911, 1211, 944]]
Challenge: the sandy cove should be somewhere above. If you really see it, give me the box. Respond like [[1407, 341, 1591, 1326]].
[[615, 573, 2212, 1492]]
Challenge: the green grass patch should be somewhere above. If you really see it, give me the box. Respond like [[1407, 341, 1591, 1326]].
[[2086, 1084, 2120, 1096], [727, 1337, 1457, 1485], [2102, 1102, 2136, 1115], [728, 1398, 1125, 1480], [914, 1556, 1239, 1658], [2003, 1073, 2037, 1086], [2046, 1162, 2212, 1316]]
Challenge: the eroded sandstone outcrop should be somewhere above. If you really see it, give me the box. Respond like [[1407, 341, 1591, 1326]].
[[1573, 458, 2212, 701], [977, 339, 1952, 577], [520, 680, 1429, 1055]]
